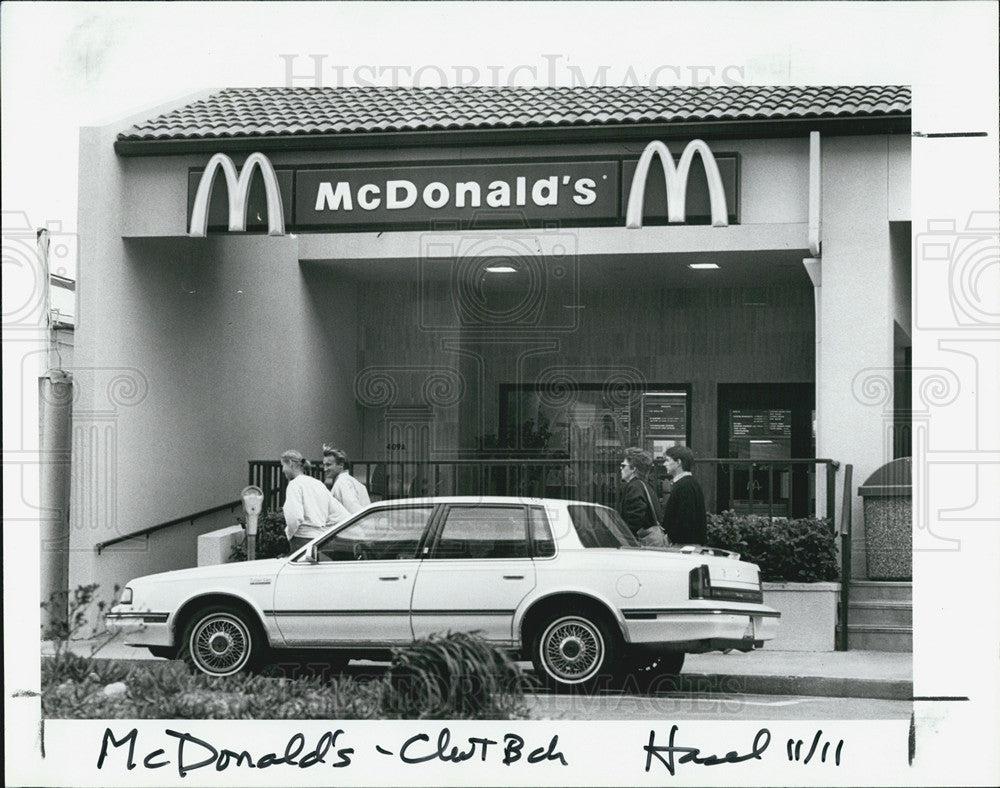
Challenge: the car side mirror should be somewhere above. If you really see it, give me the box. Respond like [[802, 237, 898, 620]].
[[307, 544, 319, 563]]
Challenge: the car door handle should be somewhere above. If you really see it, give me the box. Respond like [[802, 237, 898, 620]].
[[503, 575, 525, 580], [379, 575, 400, 581]]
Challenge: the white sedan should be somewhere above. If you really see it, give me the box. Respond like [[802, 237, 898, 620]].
[[107, 497, 779, 690]]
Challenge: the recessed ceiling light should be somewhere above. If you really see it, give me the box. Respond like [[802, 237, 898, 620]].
[[484, 265, 518, 273], [688, 263, 720, 270]]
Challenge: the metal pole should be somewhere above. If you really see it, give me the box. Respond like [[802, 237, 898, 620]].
[[838, 464, 853, 651], [39, 370, 73, 631]]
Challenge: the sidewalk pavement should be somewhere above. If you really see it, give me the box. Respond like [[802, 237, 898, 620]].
[[44, 639, 912, 701]]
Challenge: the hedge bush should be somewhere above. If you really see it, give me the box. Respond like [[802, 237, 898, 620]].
[[230, 511, 291, 561], [705, 510, 839, 583]]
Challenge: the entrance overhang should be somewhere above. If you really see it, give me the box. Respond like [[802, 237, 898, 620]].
[[296, 223, 810, 263]]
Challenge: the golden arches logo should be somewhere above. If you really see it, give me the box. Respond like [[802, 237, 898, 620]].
[[188, 152, 285, 237], [625, 140, 729, 228]]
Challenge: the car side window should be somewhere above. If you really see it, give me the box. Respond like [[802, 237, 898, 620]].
[[529, 507, 556, 557], [431, 506, 528, 559], [316, 506, 432, 562]]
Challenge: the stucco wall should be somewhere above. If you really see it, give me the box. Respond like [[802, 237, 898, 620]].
[[72, 128, 360, 593], [818, 135, 897, 578]]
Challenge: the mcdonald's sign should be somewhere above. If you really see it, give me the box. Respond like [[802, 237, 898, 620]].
[[189, 152, 286, 237], [625, 140, 730, 228], [186, 144, 735, 234]]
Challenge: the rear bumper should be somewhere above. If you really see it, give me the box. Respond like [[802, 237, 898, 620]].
[[621, 606, 780, 648]]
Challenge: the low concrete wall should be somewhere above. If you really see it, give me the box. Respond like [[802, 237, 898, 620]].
[[197, 525, 245, 566], [763, 581, 841, 652]]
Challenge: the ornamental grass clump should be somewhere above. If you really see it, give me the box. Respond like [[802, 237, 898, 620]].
[[383, 631, 528, 720]]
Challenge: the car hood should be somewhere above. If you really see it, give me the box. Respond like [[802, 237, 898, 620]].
[[127, 558, 288, 587]]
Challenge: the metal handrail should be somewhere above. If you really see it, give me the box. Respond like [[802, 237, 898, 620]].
[[94, 500, 241, 554], [837, 464, 854, 651]]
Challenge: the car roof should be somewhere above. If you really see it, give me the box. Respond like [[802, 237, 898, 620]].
[[367, 496, 607, 508]]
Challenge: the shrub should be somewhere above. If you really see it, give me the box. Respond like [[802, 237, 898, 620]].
[[229, 511, 291, 561], [706, 510, 839, 583], [383, 631, 528, 720], [43, 659, 387, 719]]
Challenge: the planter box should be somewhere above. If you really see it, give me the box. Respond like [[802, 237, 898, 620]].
[[762, 582, 841, 652], [197, 525, 244, 566]]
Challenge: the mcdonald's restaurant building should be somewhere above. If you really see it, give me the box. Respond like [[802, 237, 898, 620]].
[[71, 85, 912, 596]]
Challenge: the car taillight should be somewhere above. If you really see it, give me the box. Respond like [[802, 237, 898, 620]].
[[689, 565, 712, 599]]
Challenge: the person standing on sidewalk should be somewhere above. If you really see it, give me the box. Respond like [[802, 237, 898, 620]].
[[281, 450, 350, 552], [618, 447, 667, 547], [323, 446, 372, 514], [662, 445, 707, 545]]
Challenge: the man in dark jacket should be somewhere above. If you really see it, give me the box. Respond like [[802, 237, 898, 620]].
[[662, 445, 707, 545], [618, 447, 665, 546]]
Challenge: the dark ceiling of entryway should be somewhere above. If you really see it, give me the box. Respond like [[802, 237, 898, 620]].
[[303, 249, 812, 290]]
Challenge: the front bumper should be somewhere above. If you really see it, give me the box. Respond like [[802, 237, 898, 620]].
[[105, 608, 172, 647]]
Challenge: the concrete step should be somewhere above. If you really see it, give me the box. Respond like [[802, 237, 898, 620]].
[[849, 580, 912, 602], [846, 600, 912, 627], [837, 624, 912, 652]]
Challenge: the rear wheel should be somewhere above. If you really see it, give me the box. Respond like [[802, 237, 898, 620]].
[[531, 608, 620, 691], [181, 604, 265, 677]]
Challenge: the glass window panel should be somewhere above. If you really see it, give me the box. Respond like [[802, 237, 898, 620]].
[[432, 506, 528, 560], [568, 504, 640, 549], [529, 507, 556, 557], [316, 506, 432, 562]]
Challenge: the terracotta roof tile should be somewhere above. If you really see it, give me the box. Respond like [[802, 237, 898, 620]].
[[118, 85, 910, 142]]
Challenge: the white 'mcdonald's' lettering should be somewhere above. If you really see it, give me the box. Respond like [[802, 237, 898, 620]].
[[311, 174, 606, 213]]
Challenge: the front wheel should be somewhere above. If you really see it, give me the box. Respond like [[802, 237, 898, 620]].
[[181, 605, 264, 677], [531, 609, 620, 691]]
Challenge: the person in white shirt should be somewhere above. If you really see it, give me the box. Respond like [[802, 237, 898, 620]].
[[281, 449, 350, 552], [323, 447, 372, 514]]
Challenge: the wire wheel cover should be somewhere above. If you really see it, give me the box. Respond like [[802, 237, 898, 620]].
[[191, 613, 251, 674], [541, 616, 605, 682]]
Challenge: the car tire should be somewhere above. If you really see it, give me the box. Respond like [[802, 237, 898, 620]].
[[531, 608, 621, 692], [180, 604, 265, 677]]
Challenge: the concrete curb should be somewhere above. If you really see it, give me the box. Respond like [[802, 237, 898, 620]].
[[674, 673, 913, 701]]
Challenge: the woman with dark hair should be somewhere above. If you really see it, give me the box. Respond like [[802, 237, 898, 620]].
[[618, 447, 667, 547]]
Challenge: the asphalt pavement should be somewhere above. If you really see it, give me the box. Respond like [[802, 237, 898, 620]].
[[43, 638, 912, 701]]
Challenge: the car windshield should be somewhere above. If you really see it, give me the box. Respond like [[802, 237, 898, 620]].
[[567, 505, 641, 548]]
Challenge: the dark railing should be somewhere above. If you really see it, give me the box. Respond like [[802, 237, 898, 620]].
[[95, 500, 241, 554], [249, 457, 839, 521]]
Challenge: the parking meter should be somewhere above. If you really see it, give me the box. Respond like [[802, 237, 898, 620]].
[[241, 485, 264, 560]]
